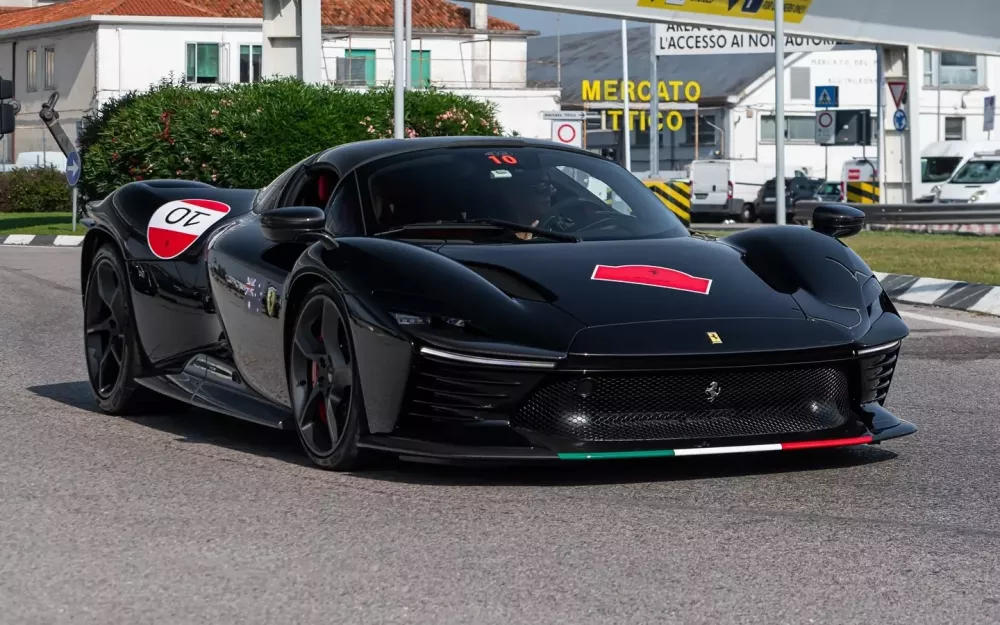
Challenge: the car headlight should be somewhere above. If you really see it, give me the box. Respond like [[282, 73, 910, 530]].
[[969, 189, 988, 203], [392, 312, 468, 328]]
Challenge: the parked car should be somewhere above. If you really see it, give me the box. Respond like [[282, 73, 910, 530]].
[[754, 177, 825, 223]]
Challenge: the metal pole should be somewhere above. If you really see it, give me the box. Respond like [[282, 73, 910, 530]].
[[774, 0, 786, 225], [649, 22, 659, 177], [876, 45, 886, 203], [393, 0, 404, 138], [621, 20, 631, 171], [556, 17, 561, 89], [404, 0, 412, 89], [71, 187, 77, 232]]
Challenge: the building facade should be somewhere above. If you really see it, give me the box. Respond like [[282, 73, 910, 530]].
[[528, 28, 1000, 182], [0, 0, 560, 163]]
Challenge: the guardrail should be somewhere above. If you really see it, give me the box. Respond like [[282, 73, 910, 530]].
[[794, 202, 1000, 225]]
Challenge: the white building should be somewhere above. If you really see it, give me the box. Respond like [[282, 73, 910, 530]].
[[528, 28, 1000, 183], [0, 0, 560, 162]]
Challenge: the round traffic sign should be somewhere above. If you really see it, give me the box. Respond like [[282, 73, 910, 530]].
[[556, 123, 577, 144], [893, 109, 908, 132], [817, 111, 834, 128]]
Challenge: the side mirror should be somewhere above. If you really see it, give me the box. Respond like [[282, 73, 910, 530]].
[[260, 206, 326, 243], [812, 203, 865, 239]]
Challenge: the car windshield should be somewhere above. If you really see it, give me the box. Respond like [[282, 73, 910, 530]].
[[819, 182, 840, 195], [359, 145, 689, 242], [921, 156, 963, 183], [949, 159, 1000, 184]]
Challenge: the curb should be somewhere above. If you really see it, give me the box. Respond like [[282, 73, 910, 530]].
[[876, 271, 1000, 317], [0, 234, 85, 247]]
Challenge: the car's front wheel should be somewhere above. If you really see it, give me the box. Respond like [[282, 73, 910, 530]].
[[83, 244, 155, 414], [287, 283, 370, 470]]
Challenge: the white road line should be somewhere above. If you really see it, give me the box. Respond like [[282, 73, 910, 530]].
[[902, 311, 1000, 334]]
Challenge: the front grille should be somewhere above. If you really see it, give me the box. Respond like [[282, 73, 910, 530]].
[[860, 347, 898, 405], [513, 365, 850, 442]]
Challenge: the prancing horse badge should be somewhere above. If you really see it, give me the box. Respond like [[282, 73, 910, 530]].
[[707, 332, 722, 344]]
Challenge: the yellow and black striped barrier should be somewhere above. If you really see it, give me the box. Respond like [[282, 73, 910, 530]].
[[644, 178, 692, 227], [846, 181, 880, 204]]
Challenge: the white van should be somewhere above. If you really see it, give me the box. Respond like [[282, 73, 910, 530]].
[[934, 150, 1000, 203], [920, 140, 1000, 201], [690, 159, 806, 222]]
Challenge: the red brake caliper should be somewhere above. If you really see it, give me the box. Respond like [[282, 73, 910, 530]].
[[312, 332, 327, 423]]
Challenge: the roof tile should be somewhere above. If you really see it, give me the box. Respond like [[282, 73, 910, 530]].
[[0, 0, 520, 31]]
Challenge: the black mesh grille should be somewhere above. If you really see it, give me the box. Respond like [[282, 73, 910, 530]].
[[860, 348, 898, 405], [513, 365, 850, 442], [403, 355, 543, 422]]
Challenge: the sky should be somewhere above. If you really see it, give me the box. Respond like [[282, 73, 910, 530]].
[[454, 2, 626, 36]]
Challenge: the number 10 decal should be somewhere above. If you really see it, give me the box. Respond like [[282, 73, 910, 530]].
[[147, 199, 231, 259]]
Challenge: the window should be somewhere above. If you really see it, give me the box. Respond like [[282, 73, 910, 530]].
[[239, 45, 262, 83], [760, 114, 877, 144], [43, 47, 55, 90], [789, 67, 811, 100], [186, 43, 220, 83], [950, 159, 1000, 184], [326, 173, 365, 236], [336, 49, 375, 86], [945, 116, 965, 141], [410, 50, 430, 88], [25, 48, 37, 92], [685, 114, 717, 146], [921, 156, 963, 183], [923, 50, 934, 87], [360, 145, 690, 241], [760, 115, 815, 142], [924, 50, 985, 88]]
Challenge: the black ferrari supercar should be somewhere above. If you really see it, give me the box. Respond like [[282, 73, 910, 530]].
[[79, 136, 915, 470]]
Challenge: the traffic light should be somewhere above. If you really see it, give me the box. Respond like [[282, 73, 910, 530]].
[[0, 77, 13, 135]]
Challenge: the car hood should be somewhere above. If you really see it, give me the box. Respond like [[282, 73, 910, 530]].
[[436, 237, 807, 328]]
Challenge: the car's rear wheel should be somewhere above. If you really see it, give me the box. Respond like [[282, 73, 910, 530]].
[[83, 244, 155, 414], [287, 284, 370, 470]]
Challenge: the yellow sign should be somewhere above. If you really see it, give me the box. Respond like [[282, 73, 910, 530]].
[[581, 79, 701, 103], [707, 332, 722, 344], [637, 0, 813, 24], [605, 110, 687, 132]]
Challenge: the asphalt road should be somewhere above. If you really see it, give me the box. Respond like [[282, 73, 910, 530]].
[[3, 246, 1000, 625]]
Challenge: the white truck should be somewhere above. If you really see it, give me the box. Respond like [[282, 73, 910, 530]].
[[690, 159, 808, 223]]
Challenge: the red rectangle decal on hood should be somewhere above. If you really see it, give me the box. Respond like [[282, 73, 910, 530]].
[[591, 264, 712, 295]]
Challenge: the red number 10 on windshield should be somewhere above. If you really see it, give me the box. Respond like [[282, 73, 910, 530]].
[[488, 154, 518, 165]]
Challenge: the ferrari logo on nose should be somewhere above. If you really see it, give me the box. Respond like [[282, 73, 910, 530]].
[[707, 332, 722, 344], [705, 381, 721, 402]]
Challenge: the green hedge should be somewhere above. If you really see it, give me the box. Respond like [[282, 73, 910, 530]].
[[0, 167, 71, 213], [76, 78, 510, 200]]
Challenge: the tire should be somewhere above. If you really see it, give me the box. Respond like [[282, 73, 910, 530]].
[[739, 203, 756, 223], [286, 283, 371, 471], [83, 244, 157, 414]]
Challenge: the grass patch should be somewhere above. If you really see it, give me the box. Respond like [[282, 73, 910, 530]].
[[0, 212, 80, 235], [707, 228, 1000, 286]]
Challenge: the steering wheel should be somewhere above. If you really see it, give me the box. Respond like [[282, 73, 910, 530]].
[[550, 195, 612, 217]]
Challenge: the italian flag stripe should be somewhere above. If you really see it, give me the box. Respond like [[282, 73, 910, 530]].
[[557, 435, 874, 460]]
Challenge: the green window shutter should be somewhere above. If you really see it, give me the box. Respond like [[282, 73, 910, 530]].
[[197, 43, 219, 82], [346, 49, 376, 86], [410, 50, 430, 87], [186, 43, 196, 81]]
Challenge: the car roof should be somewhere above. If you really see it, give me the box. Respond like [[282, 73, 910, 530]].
[[313, 136, 603, 172]]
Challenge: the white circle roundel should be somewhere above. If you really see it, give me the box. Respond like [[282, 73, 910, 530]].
[[146, 199, 231, 259]]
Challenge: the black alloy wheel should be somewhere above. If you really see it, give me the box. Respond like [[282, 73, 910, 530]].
[[83, 244, 153, 413], [288, 284, 368, 470]]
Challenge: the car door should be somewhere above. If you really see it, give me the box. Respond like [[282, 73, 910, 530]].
[[207, 162, 340, 407]]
